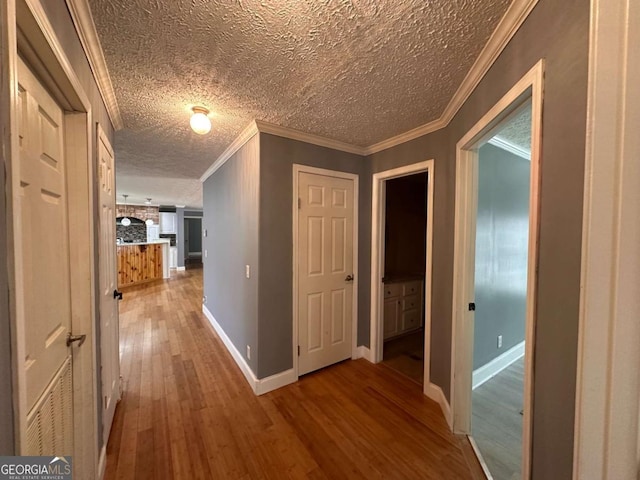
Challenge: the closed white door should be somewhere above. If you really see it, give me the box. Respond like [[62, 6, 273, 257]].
[[97, 125, 120, 446], [18, 57, 74, 455], [298, 172, 354, 375]]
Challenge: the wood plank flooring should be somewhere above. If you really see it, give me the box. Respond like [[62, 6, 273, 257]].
[[104, 270, 482, 479], [471, 357, 525, 480], [382, 329, 425, 385]]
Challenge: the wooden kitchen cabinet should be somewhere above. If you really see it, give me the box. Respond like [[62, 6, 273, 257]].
[[117, 244, 163, 287]]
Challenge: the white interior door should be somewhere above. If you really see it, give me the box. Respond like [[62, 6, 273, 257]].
[[17, 57, 74, 455], [97, 125, 120, 446], [298, 172, 354, 375]]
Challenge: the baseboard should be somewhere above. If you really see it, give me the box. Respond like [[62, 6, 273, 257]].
[[202, 305, 296, 395], [354, 345, 374, 362], [425, 382, 453, 429], [255, 368, 297, 395], [176, 266, 186, 271], [97, 445, 107, 480], [472, 341, 525, 390]]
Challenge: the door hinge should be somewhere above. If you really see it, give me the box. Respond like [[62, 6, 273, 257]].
[[297, 345, 300, 356], [298, 198, 301, 209], [468, 302, 476, 311]]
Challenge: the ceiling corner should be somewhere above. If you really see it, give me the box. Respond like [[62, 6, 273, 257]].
[[65, 0, 123, 130]]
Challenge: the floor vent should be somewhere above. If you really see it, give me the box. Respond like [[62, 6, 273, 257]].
[[26, 357, 73, 456]]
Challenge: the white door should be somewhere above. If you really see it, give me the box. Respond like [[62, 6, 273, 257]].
[[298, 172, 354, 375], [97, 125, 120, 446], [17, 57, 75, 455]]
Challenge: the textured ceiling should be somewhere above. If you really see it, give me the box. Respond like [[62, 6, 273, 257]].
[[88, 0, 512, 207], [493, 102, 532, 153]]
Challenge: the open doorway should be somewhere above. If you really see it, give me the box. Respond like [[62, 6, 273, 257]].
[[370, 160, 435, 392], [451, 61, 543, 480], [184, 217, 203, 268], [380, 173, 428, 385]]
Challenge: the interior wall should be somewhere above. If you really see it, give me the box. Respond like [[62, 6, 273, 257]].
[[384, 173, 427, 279], [29, 0, 115, 453], [257, 132, 368, 378], [176, 207, 185, 267], [473, 143, 529, 369], [0, 0, 15, 454], [202, 135, 260, 374], [367, 0, 588, 476]]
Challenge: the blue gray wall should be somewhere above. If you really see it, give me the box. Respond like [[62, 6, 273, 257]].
[[186, 218, 202, 253], [202, 135, 260, 374], [176, 207, 185, 268], [257, 133, 368, 378], [367, 0, 588, 476], [473, 144, 529, 369]]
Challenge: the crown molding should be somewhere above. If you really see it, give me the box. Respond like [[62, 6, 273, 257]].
[[255, 120, 367, 156], [488, 136, 531, 160], [199, 120, 259, 182], [364, 0, 539, 156], [65, 0, 123, 130]]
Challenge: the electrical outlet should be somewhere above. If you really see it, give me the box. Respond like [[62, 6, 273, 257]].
[[203, 229, 208, 237], [246, 345, 251, 360], [497, 335, 503, 348], [246, 265, 250, 278], [203, 295, 207, 304]]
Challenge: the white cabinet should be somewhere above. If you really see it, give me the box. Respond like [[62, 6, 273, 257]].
[[146, 224, 160, 241], [383, 279, 423, 340], [169, 246, 178, 268], [159, 212, 177, 234]]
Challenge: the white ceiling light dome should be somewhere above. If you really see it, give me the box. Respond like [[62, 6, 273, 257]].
[[190, 106, 211, 135]]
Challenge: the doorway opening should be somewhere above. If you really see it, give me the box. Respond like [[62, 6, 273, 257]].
[[380, 173, 428, 385], [451, 61, 543, 480], [184, 217, 203, 269], [370, 160, 435, 393]]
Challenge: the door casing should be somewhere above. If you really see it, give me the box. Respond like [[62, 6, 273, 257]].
[[292, 164, 359, 379], [369, 160, 435, 394], [450, 60, 544, 480], [2, 0, 99, 477]]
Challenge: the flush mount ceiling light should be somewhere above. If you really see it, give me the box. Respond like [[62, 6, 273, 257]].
[[145, 198, 154, 226], [190, 106, 211, 135], [121, 194, 131, 226]]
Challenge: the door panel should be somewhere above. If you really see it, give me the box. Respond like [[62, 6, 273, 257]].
[[18, 57, 73, 454], [98, 126, 120, 445], [298, 172, 354, 375]]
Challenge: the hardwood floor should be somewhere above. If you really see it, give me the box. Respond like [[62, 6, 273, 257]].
[[382, 329, 425, 385], [105, 270, 481, 479], [471, 357, 524, 480]]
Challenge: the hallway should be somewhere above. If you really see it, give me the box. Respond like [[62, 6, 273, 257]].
[[104, 270, 481, 479]]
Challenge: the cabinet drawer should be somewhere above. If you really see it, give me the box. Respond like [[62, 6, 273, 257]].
[[403, 294, 420, 312], [383, 283, 402, 298], [403, 281, 422, 296], [401, 309, 421, 332]]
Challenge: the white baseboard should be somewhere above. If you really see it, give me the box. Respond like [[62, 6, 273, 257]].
[[425, 382, 453, 429], [202, 305, 297, 395], [176, 266, 186, 271], [354, 345, 374, 362], [97, 445, 107, 480], [472, 341, 525, 390]]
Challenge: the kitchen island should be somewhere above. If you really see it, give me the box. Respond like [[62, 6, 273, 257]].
[[116, 239, 171, 288]]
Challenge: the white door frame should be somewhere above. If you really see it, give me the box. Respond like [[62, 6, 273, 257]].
[[3, 0, 98, 477], [450, 60, 544, 479], [573, 0, 640, 478], [292, 164, 359, 379], [369, 160, 435, 390]]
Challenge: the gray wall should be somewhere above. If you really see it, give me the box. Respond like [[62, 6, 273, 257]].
[[202, 135, 260, 374], [257, 133, 369, 378], [0, 0, 15, 453], [473, 144, 529, 369], [367, 0, 589, 476]]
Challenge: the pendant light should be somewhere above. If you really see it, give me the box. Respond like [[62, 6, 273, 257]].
[[121, 194, 131, 226], [145, 198, 154, 226]]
